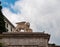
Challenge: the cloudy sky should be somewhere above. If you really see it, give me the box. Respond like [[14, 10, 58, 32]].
[[1, 0, 60, 45]]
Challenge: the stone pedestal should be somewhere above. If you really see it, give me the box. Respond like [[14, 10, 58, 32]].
[[0, 32, 50, 47]]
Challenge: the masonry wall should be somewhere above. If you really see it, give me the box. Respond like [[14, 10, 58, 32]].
[[0, 32, 50, 47], [2, 38, 48, 47]]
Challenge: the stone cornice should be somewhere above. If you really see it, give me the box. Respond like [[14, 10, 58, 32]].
[[0, 32, 50, 41]]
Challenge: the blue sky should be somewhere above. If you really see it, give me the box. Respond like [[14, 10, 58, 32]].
[[1, 0, 60, 45], [1, 0, 17, 7], [1, 0, 19, 13]]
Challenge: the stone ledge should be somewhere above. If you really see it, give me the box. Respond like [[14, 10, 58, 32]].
[[0, 32, 50, 41]]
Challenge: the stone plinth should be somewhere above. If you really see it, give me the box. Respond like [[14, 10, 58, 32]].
[[0, 32, 50, 47]]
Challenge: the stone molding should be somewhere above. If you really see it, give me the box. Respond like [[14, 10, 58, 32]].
[[0, 32, 50, 41]]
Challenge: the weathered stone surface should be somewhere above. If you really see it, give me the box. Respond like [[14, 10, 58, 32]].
[[0, 32, 50, 47]]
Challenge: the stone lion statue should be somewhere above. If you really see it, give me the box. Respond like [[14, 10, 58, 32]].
[[14, 22, 32, 32]]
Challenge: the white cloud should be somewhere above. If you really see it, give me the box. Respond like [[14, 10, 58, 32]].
[[2, 0, 60, 45], [2, 8, 19, 26]]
